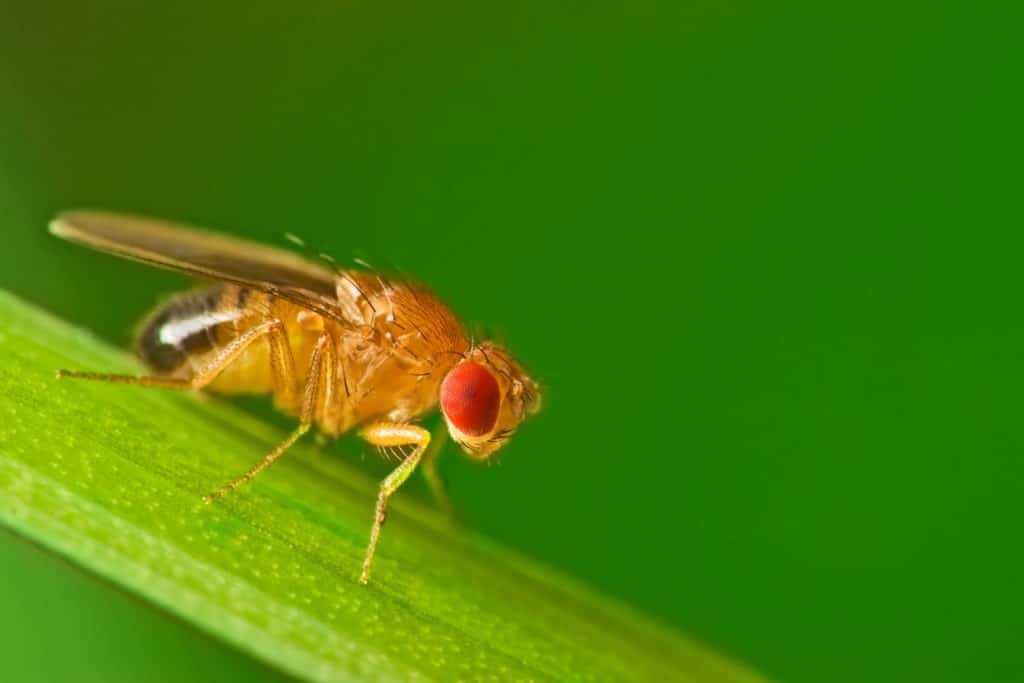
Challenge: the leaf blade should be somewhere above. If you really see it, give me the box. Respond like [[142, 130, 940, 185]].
[[0, 290, 766, 683]]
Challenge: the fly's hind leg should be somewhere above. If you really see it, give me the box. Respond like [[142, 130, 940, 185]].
[[357, 423, 431, 584], [203, 332, 336, 503], [57, 319, 299, 408]]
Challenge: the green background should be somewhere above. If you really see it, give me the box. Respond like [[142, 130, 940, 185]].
[[1, 2, 1021, 682]]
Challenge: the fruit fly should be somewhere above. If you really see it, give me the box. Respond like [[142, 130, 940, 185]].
[[50, 211, 541, 583]]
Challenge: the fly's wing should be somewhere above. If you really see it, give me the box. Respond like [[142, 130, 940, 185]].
[[50, 211, 346, 323]]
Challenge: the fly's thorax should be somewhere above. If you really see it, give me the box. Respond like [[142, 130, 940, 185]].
[[324, 269, 473, 429], [332, 328, 462, 434], [334, 270, 469, 358]]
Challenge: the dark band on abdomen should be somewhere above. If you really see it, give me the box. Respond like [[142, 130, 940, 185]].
[[137, 287, 225, 374]]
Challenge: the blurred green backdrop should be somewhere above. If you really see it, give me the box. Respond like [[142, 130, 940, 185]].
[[1, 2, 1022, 682]]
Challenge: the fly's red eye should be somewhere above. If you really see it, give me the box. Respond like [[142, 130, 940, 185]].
[[440, 361, 501, 437]]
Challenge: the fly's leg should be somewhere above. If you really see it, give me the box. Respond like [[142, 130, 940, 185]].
[[357, 423, 431, 584], [420, 426, 452, 516], [57, 319, 300, 408], [203, 332, 336, 503]]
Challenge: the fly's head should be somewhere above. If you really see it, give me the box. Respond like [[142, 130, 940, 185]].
[[439, 342, 541, 460]]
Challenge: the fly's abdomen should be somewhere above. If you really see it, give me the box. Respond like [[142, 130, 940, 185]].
[[137, 286, 243, 376]]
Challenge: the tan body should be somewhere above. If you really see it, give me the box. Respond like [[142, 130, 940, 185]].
[[141, 276, 470, 437], [50, 211, 540, 584]]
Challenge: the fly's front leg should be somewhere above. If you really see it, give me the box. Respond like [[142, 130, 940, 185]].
[[203, 332, 336, 503], [357, 423, 431, 584]]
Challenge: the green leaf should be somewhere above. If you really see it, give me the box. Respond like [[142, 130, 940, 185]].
[[0, 290, 765, 683]]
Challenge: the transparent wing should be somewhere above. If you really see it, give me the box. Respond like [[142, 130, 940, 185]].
[[51, 210, 346, 322]]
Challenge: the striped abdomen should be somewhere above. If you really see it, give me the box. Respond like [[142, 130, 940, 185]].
[[137, 285, 248, 375]]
